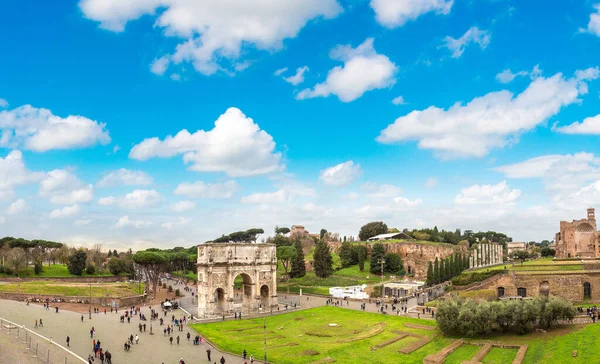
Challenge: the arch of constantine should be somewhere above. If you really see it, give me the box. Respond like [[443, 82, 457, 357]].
[[196, 242, 278, 317]]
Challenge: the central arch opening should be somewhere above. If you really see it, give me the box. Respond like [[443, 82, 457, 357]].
[[214, 288, 226, 312], [260, 284, 270, 310], [233, 273, 254, 312]]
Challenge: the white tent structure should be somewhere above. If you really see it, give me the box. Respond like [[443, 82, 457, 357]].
[[329, 285, 369, 299]]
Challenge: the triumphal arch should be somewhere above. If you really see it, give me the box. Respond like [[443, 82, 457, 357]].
[[196, 242, 278, 317]]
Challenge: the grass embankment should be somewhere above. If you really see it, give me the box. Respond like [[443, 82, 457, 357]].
[[0, 281, 143, 297], [0, 264, 114, 278], [191, 306, 444, 364], [173, 271, 197, 282], [279, 261, 395, 295], [192, 306, 597, 363]]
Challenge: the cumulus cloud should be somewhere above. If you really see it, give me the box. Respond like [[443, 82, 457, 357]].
[[442, 26, 490, 58], [392, 96, 406, 105], [0, 98, 8, 108], [425, 177, 439, 188], [49, 204, 81, 219], [170, 200, 196, 212], [0, 150, 43, 199], [370, 0, 453, 28], [377, 69, 599, 158], [584, 4, 600, 37], [361, 183, 402, 198], [319, 161, 361, 187], [454, 181, 520, 205], [114, 215, 152, 229], [554, 115, 600, 135], [274, 68, 288, 76], [496, 65, 542, 84], [96, 168, 153, 188], [75, 218, 91, 226], [241, 185, 315, 204], [129, 108, 283, 177], [297, 38, 397, 102], [39, 169, 94, 205], [79, 0, 342, 75], [99, 189, 162, 209], [283, 66, 309, 85], [174, 180, 238, 199], [0, 104, 110, 152], [7, 199, 29, 215], [161, 217, 191, 230]]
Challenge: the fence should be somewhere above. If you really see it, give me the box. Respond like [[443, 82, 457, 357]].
[[0, 317, 87, 364]]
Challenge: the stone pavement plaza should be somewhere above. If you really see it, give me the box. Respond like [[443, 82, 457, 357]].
[[0, 299, 246, 364]]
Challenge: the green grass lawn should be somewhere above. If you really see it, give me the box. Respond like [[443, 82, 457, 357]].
[[444, 344, 480, 364], [173, 271, 197, 281], [0, 264, 114, 278], [191, 306, 446, 364], [0, 280, 143, 297], [482, 347, 518, 363]]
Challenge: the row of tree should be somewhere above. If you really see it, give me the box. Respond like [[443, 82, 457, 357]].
[[425, 253, 469, 286], [436, 296, 575, 336], [211, 228, 265, 243]]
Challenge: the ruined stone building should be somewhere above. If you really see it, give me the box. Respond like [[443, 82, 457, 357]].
[[556, 208, 600, 258]]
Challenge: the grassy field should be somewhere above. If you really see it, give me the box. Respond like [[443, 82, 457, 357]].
[[173, 271, 197, 281], [0, 280, 143, 297], [444, 344, 480, 364], [191, 306, 447, 364], [0, 264, 114, 278]]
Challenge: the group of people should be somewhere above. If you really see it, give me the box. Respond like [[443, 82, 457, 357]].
[[90, 338, 112, 364], [579, 306, 600, 322]]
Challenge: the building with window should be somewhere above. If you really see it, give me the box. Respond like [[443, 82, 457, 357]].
[[555, 208, 600, 258]]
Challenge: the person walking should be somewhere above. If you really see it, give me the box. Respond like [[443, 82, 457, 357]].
[[206, 348, 211, 361], [250, 354, 254, 363], [39, 319, 43, 327], [135, 334, 139, 344], [35, 320, 38, 328], [220, 356, 226, 364], [186, 332, 190, 341], [66, 336, 70, 347], [243, 349, 247, 360], [81, 315, 84, 322], [169, 336, 173, 345], [176, 335, 180, 345]]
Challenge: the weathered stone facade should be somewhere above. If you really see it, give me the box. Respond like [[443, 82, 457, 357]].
[[556, 208, 600, 258], [468, 242, 503, 269], [196, 243, 277, 317], [493, 272, 599, 301], [379, 242, 467, 279]]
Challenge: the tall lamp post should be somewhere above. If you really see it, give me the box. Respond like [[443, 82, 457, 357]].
[[89, 282, 92, 319], [378, 258, 385, 298]]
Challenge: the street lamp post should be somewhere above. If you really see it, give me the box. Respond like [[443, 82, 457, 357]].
[[89, 282, 92, 319], [378, 258, 385, 298]]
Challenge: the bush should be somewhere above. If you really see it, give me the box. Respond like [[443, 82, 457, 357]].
[[168, 285, 173, 292], [451, 270, 503, 286], [67, 250, 87, 276], [436, 296, 575, 336], [85, 264, 96, 275], [34, 262, 43, 275], [175, 289, 180, 297], [541, 248, 556, 257]]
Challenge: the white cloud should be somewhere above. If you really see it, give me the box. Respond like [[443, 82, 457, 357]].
[[554, 115, 600, 135], [100, 189, 162, 209], [241, 185, 315, 204], [96, 169, 153, 188], [297, 38, 397, 102], [161, 217, 191, 230], [129, 107, 283, 177], [454, 181, 521, 205], [377, 69, 599, 158], [112, 145, 121, 153], [0, 104, 110, 152], [75, 218, 91, 226], [49, 204, 81, 219], [283, 66, 309, 85], [362, 183, 402, 198], [425, 177, 439, 188], [0, 98, 8, 108], [319, 161, 361, 187], [79, 0, 342, 76], [174, 180, 238, 199], [40, 169, 94, 205], [356, 196, 422, 217], [442, 26, 490, 58], [7, 199, 29, 215], [585, 4, 600, 37], [170, 73, 182, 81], [274, 68, 288, 76], [496, 65, 543, 84], [114, 215, 152, 229], [150, 56, 169, 75], [370, 0, 453, 28], [170, 200, 196, 212], [0, 150, 43, 198], [392, 96, 406, 105]]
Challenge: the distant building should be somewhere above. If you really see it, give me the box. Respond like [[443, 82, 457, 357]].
[[556, 208, 600, 258], [383, 281, 424, 297], [329, 285, 369, 299], [367, 232, 414, 241], [507, 242, 527, 256]]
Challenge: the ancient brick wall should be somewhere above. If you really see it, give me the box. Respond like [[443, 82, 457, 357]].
[[385, 242, 467, 279], [491, 272, 600, 301]]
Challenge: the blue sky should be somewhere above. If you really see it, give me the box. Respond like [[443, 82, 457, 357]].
[[1, 0, 600, 249]]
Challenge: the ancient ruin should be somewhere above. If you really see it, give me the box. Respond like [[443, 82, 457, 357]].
[[468, 242, 503, 268], [196, 242, 278, 317], [556, 208, 600, 258]]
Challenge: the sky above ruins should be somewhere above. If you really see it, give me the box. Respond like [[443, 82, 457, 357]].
[[1, 0, 600, 249]]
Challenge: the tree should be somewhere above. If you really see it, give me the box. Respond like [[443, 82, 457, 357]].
[[339, 242, 356, 268], [246, 228, 264, 242], [112, 249, 119, 257], [8, 247, 26, 276], [426, 261, 433, 286], [108, 258, 127, 275], [133, 251, 167, 299], [271, 234, 292, 247], [369, 243, 386, 274], [541, 248, 556, 257], [356, 245, 367, 271], [277, 246, 297, 281], [275, 226, 290, 235], [433, 257, 440, 285], [290, 240, 306, 278], [107, 250, 113, 258], [439, 259, 446, 282], [320, 229, 328, 241], [384, 253, 405, 275], [67, 250, 87, 276], [359, 221, 388, 241], [313, 240, 333, 278]]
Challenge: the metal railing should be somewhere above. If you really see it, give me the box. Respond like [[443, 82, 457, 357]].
[[0, 317, 87, 364]]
